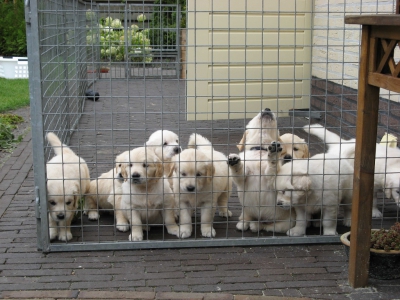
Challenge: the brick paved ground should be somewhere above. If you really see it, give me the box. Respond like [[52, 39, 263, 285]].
[[1, 80, 400, 299]]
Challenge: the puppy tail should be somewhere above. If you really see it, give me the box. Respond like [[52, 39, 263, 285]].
[[46, 132, 75, 156], [304, 124, 343, 145], [188, 133, 213, 153]]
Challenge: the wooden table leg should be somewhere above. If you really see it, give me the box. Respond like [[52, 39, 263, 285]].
[[348, 25, 380, 288]]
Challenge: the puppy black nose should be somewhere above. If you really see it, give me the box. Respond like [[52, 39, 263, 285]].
[[284, 154, 292, 161], [174, 147, 181, 154], [57, 214, 65, 220], [186, 185, 195, 192], [277, 201, 283, 206], [132, 173, 140, 178], [261, 108, 273, 118]]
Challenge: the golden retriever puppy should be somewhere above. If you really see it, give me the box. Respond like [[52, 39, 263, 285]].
[[228, 141, 295, 233], [279, 133, 310, 163], [145, 129, 181, 159], [46, 132, 90, 241], [237, 108, 281, 152], [275, 153, 353, 236], [84, 150, 130, 232], [304, 124, 400, 218], [172, 133, 232, 239], [145, 130, 181, 178], [120, 147, 179, 241], [237, 108, 309, 163]]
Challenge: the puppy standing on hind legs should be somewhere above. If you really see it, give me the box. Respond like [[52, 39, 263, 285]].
[[228, 141, 295, 234], [45, 132, 90, 241]]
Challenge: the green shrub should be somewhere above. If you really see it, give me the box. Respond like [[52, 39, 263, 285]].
[[87, 14, 153, 63], [0, 0, 27, 56], [0, 115, 23, 151], [149, 0, 186, 49]]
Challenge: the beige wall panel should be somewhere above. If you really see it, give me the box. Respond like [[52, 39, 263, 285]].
[[187, 0, 312, 120], [209, 96, 305, 119], [210, 48, 306, 64], [209, 81, 303, 98], [210, 65, 305, 81]]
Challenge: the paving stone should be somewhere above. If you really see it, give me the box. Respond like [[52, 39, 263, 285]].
[[78, 291, 155, 299], [156, 292, 204, 299], [1, 290, 78, 299]]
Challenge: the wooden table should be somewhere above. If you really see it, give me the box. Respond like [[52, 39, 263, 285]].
[[344, 15, 400, 288]]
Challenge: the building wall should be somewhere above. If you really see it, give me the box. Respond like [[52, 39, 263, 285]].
[[311, 0, 400, 141], [311, 77, 400, 141], [312, 0, 395, 91]]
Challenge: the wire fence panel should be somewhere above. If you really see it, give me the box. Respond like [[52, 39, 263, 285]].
[[26, 0, 400, 252]]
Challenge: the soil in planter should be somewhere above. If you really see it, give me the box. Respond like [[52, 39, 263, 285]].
[[342, 233, 400, 280]]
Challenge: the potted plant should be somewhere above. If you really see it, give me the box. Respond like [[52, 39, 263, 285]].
[[340, 222, 400, 280]]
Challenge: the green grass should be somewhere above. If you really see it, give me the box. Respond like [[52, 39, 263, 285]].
[[0, 78, 30, 113]]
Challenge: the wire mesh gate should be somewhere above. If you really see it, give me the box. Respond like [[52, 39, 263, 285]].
[[26, 0, 400, 252]]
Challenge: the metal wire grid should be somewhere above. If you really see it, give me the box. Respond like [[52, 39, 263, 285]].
[[26, 0, 400, 252]]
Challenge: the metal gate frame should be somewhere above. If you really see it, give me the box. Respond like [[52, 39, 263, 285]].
[[25, 0, 398, 253]]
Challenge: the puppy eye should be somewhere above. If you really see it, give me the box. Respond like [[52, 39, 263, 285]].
[[163, 142, 168, 146], [196, 172, 201, 177], [66, 201, 72, 206], [396, 190, 399, 194], [181, 172, 186, 176], [130, 163, 133, 167], [176, 140, 179, 143], [49, 201, 56, 206], [143, 163, 148, 168], [293, 147, 299, 151], [118, 164, 121, 167], [281, 191, 285, 195]]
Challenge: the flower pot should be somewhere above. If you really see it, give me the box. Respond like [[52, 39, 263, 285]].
[[341, 231, 400, 280]]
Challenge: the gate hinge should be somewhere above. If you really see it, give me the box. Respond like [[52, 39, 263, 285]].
[[35, 186, 41, 218]]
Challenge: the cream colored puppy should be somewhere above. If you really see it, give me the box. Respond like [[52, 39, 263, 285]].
[[120, 147, 179, 241], [237, 108, 281, 151], [84, 150, 130, 232], [145, 130, 181, 179], [230, 109, 295, 233], [275, 153, 354, 236], [304, 124, 400, 217], [279, 133, 310, 163], [228, 141, 295, 233], [46, 132, 90, 241], [145, 129, 181, 160], [172, 133, 232, 238]]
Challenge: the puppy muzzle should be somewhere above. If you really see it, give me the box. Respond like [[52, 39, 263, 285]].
[[174, 147, 182, 154], [186, 185, 195, 192], [277, 201, 291, 210], [131, 173, 142, 184], [261, 108, 274, 120], [283, 154, 292, 164]]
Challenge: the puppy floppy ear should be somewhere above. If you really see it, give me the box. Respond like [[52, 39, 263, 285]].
[[120, 163, 129, 181], [72, 182, 81, 209], [300, 139, 310, 158], [302, 142, 310, 158], [292, 175, 311, 194], [167, 156, 177, 177], [237, 131, 247, 151], [206, 162, 215, 184], [154, 158, 164, 179]]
